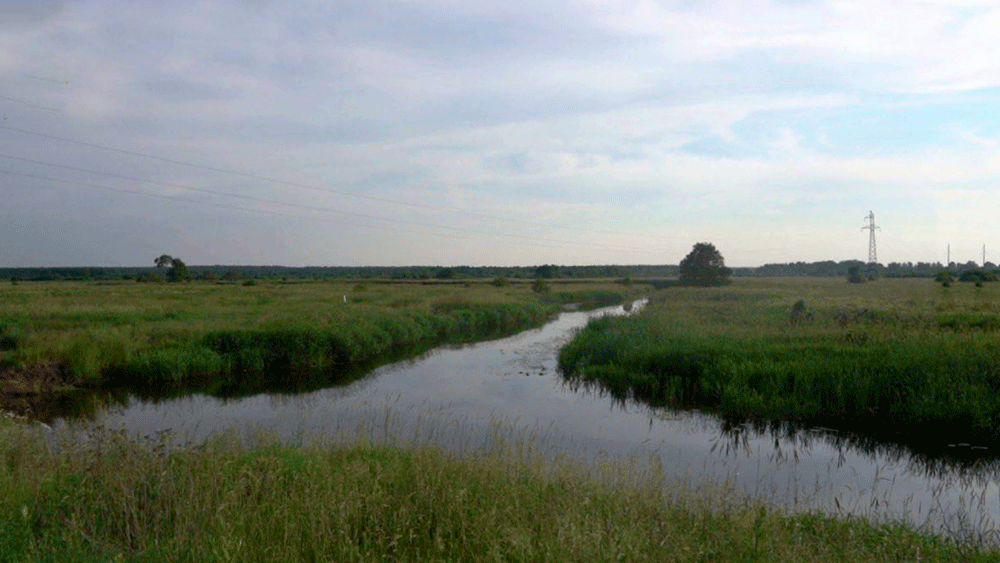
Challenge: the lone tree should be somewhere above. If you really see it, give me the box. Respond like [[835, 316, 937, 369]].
[[154, 254, 190, 283], [678, 243, 731, 286]]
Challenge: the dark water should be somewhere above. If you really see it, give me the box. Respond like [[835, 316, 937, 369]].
[[53, 300, 1000, 542]]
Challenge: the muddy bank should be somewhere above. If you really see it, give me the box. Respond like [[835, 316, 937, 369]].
[[0, 363, 84, 419], [0, 362, 71, 395]]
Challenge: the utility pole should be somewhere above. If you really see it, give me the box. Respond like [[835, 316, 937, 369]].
[[984, 244, 987, 267], [861, 211, 879, 263], [947, 244, 951, 267]]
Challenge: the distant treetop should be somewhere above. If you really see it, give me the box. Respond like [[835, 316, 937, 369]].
[[678, 243, 731, 287]]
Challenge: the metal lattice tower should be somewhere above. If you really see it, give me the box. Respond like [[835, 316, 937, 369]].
[[862, 211, 880, 263]]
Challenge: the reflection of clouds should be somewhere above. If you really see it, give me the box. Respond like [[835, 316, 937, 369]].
[[48, 299, 1000, 544], [710, 417, 1000, 544]]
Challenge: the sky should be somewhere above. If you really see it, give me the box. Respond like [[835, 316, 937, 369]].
[[2, 0, 999, 268]]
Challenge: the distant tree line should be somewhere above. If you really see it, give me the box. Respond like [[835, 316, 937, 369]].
[[4, 260, 997, 283], [733, 260, 999, 279], [0, 264, 680, 282]]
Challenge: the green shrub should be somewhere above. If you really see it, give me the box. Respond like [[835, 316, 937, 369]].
[[136, 271, 165, 283], [532, 278, 550, 294], [0, 325, 22, 351], [847, 266, 865, 284]]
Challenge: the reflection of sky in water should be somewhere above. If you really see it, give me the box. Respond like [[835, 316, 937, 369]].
[[54, 300, 1000, 543]]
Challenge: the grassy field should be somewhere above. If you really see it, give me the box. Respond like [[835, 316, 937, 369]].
[[0, 278, 638, 416], [559, 277, 1000, 445], [2, 414, 995, 562]]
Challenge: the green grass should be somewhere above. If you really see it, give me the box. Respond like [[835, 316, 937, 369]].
[[559, 277, 1000, 445], [2, 414, 994, 562], [0, 280, 639, 406]]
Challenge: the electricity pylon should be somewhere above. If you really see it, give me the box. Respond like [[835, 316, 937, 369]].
[[862, 211, 879, 263]]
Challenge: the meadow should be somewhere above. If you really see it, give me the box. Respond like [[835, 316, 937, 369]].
[[2, 413, 995, 562], [559, 277, 1000, 446], [7, 276, 1000, 560], [0, 278, 637, 413]]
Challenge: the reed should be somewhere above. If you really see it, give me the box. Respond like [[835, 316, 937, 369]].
[[0, 280, 639, 403], [559, 278, 1000, 445], [1, 414, 991, 562]]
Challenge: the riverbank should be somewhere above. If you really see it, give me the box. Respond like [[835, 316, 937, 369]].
[[0, 279, 638, 418], [1, 414, 992, 562], [559, 277, 1000, 446]]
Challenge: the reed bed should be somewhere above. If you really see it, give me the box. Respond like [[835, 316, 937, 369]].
[[0, 279, 637, 402], [559, 277, 1000, 445], [2, 413, 993, 562]]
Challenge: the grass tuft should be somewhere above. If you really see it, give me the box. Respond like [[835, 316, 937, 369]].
[[1, 415, 994, 562]]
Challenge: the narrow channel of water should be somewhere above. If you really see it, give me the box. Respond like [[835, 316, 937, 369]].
[[53, 300, 1000, 542]]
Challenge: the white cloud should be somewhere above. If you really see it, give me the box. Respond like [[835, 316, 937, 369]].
[[1, 0, 999, 266]]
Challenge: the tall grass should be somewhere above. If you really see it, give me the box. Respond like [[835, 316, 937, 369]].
[[559, 278, 1000, 445], [1, 414, 992, 562], [0, 280, 639, 406]]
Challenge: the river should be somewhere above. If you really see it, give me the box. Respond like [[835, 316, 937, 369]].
[[52, 299, 1000, 543]]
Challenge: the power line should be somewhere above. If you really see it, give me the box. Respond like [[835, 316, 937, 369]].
[[0, 150, 823, 259], [0, 155, 658, 252], [2, 161, 814, 260], [22, 73, 71, 86], [0, 168, 669, 254], [0, 168, 579, 250], [0, 95, 62, 113], [0, 124, 675, 242]]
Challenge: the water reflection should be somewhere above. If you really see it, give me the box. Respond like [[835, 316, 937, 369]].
[[717, 418, 1000, 484], [50, 298, 1000, 543]]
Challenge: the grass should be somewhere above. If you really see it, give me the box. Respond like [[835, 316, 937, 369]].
[[2, 413, 995, 562], [0, 279, 641, 412], [559, 277, 1000, 445]]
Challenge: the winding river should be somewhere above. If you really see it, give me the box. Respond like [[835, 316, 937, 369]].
[[52, 300, 1000, 542]]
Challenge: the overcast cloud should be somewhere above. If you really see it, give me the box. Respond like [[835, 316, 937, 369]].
[[1, 0, 999, 267]]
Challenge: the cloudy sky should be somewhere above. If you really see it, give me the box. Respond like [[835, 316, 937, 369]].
[[1, 0, 999, 268]]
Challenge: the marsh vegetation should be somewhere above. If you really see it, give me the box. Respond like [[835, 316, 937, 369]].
[[0, 279, 638, 415], [5, 276, 1000, 559], [3, 414, 994, 563], [560, 277, 1000, 446]]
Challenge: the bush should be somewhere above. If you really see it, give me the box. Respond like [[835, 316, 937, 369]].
[[789, 299, 810, 324], [959, 270, 997, 283], [136, 271, 166, 283], [0, 325, 22, 351], [847, 266, 865, 284], [531, 278, 550, 294], [935, 270, 954, 287]]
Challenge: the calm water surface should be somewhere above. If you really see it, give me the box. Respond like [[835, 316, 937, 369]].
[[54, 300, 1000, 541]]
